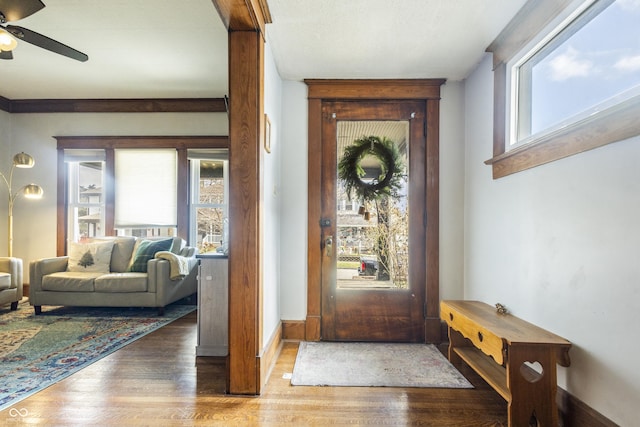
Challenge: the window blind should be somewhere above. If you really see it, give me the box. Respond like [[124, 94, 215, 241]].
[[114, 149, 177, 227]]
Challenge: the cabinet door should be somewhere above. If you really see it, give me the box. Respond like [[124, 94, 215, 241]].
[[196, 257, 228, 356]]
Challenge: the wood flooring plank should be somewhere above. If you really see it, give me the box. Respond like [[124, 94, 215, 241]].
[[1, 311, 508, 426]]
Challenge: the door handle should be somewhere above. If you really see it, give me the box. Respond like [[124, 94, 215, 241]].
[[325, 235, 333, 257]]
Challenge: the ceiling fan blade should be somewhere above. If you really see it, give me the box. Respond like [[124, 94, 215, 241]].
[[0, 0, 44, 22], [6, 25, 88, 62], [0, 49, 12, 59]]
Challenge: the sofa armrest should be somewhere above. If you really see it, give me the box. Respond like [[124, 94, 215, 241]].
[[29, 257, 69, 292], [147, 249, 198, 293], [0, 257, 23, 293]]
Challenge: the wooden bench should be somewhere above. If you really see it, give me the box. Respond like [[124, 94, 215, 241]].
[[440, 300, 571, 427]]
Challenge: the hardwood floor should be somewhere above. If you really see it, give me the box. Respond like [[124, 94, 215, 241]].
[[1, 311, 507, 426]]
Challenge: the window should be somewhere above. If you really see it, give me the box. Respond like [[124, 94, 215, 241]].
[[486, 0, 640, 178], [510, 0, 640, 147], [188, 149, 229, 254], [57, 136, 229, 255], [65, 150, 106, 242]]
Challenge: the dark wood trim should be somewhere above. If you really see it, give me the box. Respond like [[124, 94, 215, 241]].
[[486, 96, 640, 179], [305, 98, 323, 341], [56, 149, 67, 256], [212, 0, 271, 34], [306, 79, 444, 344], [55, 135, 229, 149], [486, 0, 573, 70], [425, 98, 441, 342], [104, 149, 116, 236], [282, 320, 306, 341], [557, 387, 618, 427], [492, 63, 507, 159], [227, 29, 263, 395], [305, 79, 445, 100], [3, 98, 226, 114], [176, 148, 189, 240]]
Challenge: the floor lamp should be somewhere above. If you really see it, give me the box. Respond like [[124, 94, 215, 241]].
[[1, 152, 44, 257]]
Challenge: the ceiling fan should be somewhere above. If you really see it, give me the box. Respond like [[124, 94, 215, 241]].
[[0, 0, 88, 61]]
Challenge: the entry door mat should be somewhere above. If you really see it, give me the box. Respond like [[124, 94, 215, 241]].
[[291, 341, 473, 388], [0, 301, 195, 412]]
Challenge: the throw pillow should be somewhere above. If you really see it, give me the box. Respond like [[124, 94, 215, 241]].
[[67, 240, 115, 273], [129, 238, 173, 273]]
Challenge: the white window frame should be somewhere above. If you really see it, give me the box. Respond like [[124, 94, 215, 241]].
[[485, 0, 640, 178], [65, 151, 106, 243], [188, 151, 229, 251]]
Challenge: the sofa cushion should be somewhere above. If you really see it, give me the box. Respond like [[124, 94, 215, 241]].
[[111, 237, 137, 272], [92, 236, 136, 273], [67, 241, 115, 273], [129, 238, 173, 273], [95, 273, 148, 292], [42, 272, 103, 292], [0, 272, 11, 291]]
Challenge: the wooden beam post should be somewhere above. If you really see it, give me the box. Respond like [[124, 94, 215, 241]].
[[227, 29, 264, 395]]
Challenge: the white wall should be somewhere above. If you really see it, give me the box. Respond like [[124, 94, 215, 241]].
[[262, 41, 283, 348], [1, 112, 227, 282], [439, 82, 466, 301], [464, 53, 639, 426], [278, 81, 309, 320]]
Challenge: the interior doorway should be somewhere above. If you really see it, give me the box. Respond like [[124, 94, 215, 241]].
[[306, 79, 445, 343]]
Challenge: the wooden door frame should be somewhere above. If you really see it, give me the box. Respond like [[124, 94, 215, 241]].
[[305, 79, 445, 343]]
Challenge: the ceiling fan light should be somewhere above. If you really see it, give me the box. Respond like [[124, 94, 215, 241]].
[[0, 29, 17, 52], [13, 152, 35, 168]]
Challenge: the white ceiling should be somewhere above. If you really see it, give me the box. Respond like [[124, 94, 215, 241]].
[[0, 0, 527, 100]]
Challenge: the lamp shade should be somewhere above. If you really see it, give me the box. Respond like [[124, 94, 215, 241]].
[[13, 152, 35, 168], [23, 183, 43, 199]]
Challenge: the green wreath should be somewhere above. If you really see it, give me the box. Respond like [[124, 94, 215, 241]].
[[338, 135, 404, 203]]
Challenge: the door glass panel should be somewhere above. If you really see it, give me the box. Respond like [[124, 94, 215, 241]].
[[336, 121, 409, 290]]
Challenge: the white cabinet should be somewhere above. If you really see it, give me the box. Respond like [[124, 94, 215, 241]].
[[196, 255, 228, 356]]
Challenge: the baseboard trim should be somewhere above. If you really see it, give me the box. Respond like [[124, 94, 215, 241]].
[[557, 387, 618, 427], [282, 320, 306, 340], [258, 321, 283, 393]]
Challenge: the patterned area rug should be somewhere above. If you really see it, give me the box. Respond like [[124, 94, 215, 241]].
[[0, 301, 195, 412], [291, 341, 473, 388]]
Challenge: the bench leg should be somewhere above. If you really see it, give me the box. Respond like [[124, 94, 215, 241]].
[[507, 345, 558, 427]]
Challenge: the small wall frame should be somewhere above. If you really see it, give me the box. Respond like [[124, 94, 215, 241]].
[[264, 114, 271, 153]]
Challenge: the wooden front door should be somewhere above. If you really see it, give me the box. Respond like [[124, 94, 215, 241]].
[[319, 100, 427, 342]]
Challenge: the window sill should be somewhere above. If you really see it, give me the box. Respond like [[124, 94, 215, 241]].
[[486, 96, 640, 179]]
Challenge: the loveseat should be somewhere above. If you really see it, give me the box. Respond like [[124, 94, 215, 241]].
[[29, 236, 198, 315], [0, 257, 23, 310]]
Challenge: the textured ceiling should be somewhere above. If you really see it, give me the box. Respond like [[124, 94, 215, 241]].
[[0, 0, 527, 100], [266, 0, 528, 81]]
